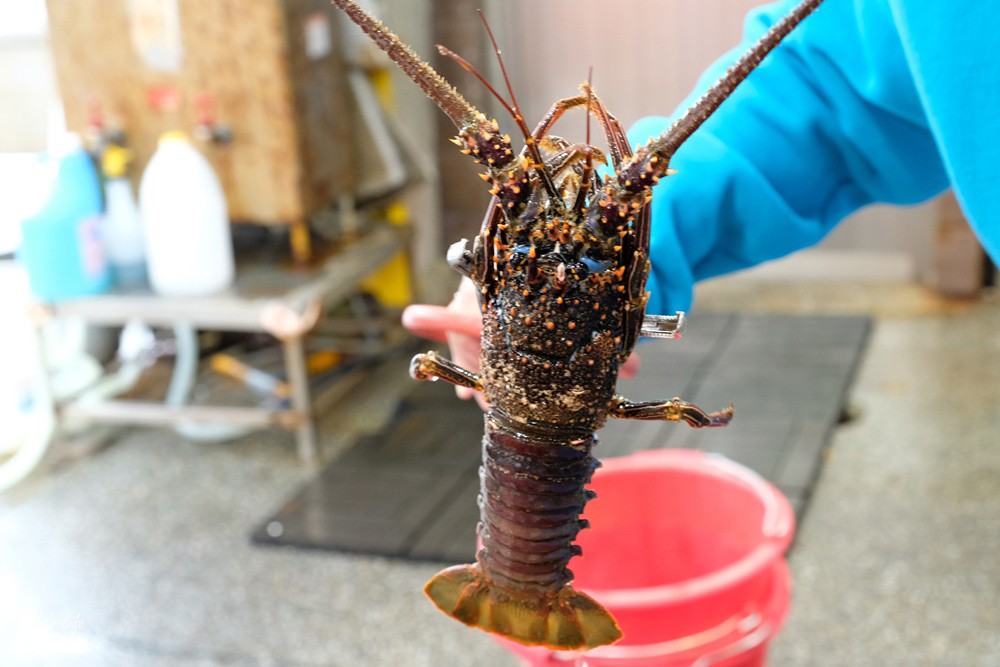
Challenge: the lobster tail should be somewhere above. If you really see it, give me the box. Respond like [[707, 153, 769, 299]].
[[422, 413, 621, 650], [424, 565, 621, 649]]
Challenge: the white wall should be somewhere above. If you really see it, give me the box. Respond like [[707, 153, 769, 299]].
[[0, 2, 59, 152]]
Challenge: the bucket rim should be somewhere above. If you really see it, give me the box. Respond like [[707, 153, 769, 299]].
[[580, 449, 794, 608], [559, 560, 791, 664], [501, 560, 793, 665]]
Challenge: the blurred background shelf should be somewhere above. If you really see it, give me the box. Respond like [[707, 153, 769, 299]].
[[28, 223, 408, 469]]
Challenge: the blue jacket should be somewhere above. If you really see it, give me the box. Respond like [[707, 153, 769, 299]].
[[630, 0, 999, 315]]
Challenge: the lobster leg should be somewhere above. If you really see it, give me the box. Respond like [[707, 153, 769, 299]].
[[609, 395, 734, 428], [409, 350, 483, 392]]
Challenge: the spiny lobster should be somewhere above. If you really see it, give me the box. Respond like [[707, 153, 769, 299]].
[[333, 0, 825, 651]]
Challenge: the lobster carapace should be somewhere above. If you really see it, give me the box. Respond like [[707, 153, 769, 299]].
[[333, 0, 826, 651]]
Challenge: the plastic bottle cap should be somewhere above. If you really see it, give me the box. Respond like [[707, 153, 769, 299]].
[[159, 130, 190, 145], [101, 145, 133, 179]]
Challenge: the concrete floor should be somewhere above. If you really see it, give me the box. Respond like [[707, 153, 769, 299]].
[[1, 275, 999, 666]]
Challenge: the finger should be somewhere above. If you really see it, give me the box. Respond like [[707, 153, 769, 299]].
[[401, 305, 449, 342], [401, 304, 483, 343]]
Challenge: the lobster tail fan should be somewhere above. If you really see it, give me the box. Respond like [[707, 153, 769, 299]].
[[424, 564, 623, 650], [331, 0, 491, 135]]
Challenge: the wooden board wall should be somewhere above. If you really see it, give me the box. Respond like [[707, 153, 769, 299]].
[[45, 0, 355, 225]]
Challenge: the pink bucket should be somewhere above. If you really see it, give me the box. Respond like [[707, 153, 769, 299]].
[[500, 449, 795, 667]]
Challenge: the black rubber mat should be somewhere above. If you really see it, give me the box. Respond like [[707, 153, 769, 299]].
[[253, 313, 871, 563]]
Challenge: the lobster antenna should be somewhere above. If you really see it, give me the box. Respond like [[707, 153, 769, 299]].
[[654, 0, 825, 160], [331, 0, 490, 136]]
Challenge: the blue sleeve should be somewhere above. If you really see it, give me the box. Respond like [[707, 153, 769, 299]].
[[631, 0, 950, 315]]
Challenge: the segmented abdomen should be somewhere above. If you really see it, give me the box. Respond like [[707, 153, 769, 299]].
[[477, 412, 599, 594]]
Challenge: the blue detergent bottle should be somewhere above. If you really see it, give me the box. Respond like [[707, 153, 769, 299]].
[[19, 134, 112, 301]]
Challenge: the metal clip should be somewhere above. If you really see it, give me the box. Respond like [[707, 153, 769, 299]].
[[447, 238, 474, 278], [640, 311, 686, 339]]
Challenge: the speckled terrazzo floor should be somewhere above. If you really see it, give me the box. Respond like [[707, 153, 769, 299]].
[[1, 276, 999, 666]]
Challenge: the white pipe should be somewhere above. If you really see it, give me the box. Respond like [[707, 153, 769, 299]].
[[0, 320, 56, 493], [167, 323, 252, 442]]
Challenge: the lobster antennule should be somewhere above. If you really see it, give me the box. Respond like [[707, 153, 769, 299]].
[[458, 10, 562, 200], [331, 0, 490, 135], [571, 70, 598, 214]]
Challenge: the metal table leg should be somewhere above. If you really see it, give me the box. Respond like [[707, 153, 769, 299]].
[[282, 335, 318, 468]]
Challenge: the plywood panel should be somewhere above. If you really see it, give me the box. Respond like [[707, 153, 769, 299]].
[[45, 0, 355, 225]]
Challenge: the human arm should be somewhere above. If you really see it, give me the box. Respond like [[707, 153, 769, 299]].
[[635, 0, 950, 315]]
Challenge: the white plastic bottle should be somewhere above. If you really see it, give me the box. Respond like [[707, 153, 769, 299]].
[[101, 145, 148, 288], [139, 131, 234, 296]]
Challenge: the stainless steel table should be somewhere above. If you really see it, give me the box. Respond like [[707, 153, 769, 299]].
[[27, 224, 407, 468]]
